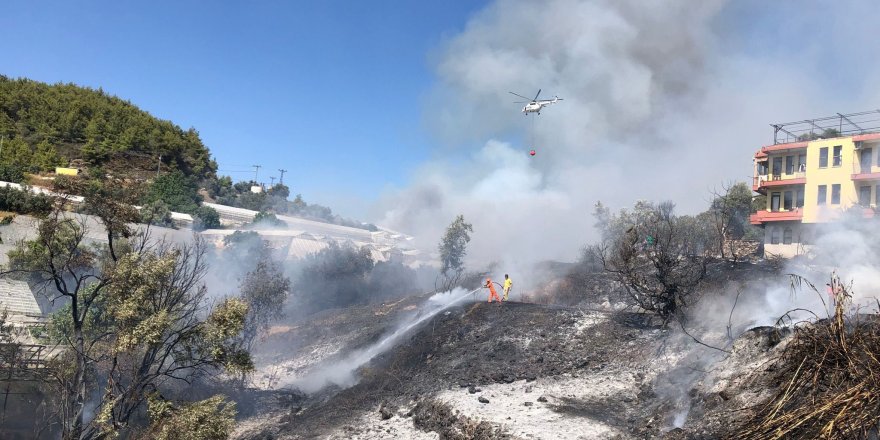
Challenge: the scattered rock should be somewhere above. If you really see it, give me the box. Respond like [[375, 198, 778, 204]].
[[525, 385, 533, 393], [523, 401, 533, 407], [537, 396, 548, 403], [379, 404, 394, 420], [478, 396, 490, 404], [467, 385, 478, 394]]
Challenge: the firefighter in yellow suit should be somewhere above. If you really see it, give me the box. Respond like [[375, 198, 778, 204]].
[[502, 274, 513, 301]]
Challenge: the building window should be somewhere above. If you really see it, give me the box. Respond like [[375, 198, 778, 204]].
[[798, 154, 806, 172], [861, 148, 873, 172], [860, 186, 872, 207], [833, 145, 842, 167], [817, 185, 827, 205], [770, 227, 780, 245], [783, 190, 793, 210], [772, 157, 782, 178], [771, 192, 781, 211], [831, 184, 841, 204], [796, 188, 804, 208], [783, 227, 793, 245], [819, 147, 829, 168], [785, 156, 794, 174]]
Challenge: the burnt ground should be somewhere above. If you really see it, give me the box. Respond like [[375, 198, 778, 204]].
[[233, 261, 791, 439], [243, 302, 680, 438]]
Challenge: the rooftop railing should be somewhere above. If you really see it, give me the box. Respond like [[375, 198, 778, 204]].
[[771, 110, 880, 144]]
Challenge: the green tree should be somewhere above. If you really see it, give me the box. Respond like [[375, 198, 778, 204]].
[[145, 171, 202, 214], [193, 205, 221, 230], [708, 182, 761, 261], [0, 186, 53, 216], [4, 197, 251, 439], [252, 210, 285, 228], [33, 139, 62, 171], [437, 215, 473, 291], [267, 183, 290, 199], [0, 76, 218, 179], [0, 163, 25, 183], [144, 394, 237, 440], [238, 253, 290, 351], [0, 138, 33, 169], [141, 200, 175, 228]]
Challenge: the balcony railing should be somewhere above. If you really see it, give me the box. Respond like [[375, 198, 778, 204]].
[[753, 172, 806, 190], [750, 209, 804, 225], [851, 161, 880, 180]]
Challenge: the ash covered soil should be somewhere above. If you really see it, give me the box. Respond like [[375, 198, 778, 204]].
[[234, 262, 786, 440]]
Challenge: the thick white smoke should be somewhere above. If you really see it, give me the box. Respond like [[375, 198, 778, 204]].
[[375, 0, 880, 271]]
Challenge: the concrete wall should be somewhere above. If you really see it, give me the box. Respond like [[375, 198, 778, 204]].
[[762, 222, 812, 258]]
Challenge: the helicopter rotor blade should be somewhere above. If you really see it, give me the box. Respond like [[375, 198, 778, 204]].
[[533, 89, 542, 101], [509, 91, 532, 101]]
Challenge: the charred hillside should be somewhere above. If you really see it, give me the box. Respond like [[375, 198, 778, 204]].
[[237, 300, 677, 439], [235, 260, 802, 440]]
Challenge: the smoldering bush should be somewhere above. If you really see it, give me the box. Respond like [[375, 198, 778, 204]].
[[293, 243, 422, 314]]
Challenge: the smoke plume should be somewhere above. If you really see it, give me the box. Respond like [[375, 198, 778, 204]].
[[376, 0, 880, 271]]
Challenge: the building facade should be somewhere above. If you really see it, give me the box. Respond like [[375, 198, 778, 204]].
[[751, 126, 880, 257]]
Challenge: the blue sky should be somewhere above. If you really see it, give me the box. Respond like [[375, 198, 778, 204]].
[[1, 0, 487, 216]]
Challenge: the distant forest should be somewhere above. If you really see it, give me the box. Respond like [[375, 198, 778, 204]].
[[0, 75, 215, 179], [0, 76, 374, 230]]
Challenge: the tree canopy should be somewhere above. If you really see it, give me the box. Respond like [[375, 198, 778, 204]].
[[0, 76, 216, 179]]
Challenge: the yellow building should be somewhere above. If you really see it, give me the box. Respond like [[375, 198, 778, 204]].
[[751, 111, 880, 257]]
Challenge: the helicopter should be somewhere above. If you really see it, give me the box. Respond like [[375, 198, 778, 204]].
[[509, 89, 563, 115]]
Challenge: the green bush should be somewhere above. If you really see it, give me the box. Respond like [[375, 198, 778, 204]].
[[140, 200, 174, 228], [252, 210, 285, 228], [0, 186, 53, 216], [193, 205, 220, 230], [0, 163, 25, 183], [144, 171, 202, 214]]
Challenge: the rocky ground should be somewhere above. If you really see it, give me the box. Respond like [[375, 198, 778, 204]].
[[233, 261, 791, 439]]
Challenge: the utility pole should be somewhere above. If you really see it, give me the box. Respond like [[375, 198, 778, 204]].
[[269, 176, 276, 186], [252, 165, 261, 183], [157, 154, 162, 179], [278, 169, 287, 185]]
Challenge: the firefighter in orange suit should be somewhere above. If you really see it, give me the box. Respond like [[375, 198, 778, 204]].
[[485, 278, 501, 303]]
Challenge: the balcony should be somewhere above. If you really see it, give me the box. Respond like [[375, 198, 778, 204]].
[[752, 172, 806, 192], [851, 162, 880, 181], [750, 209, 803, 225]]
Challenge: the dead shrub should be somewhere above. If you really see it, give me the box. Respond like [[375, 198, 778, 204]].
[[736, 273, 880, 439], [411, 399, 509, 440]]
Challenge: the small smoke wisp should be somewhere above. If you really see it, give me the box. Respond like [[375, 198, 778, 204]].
[[288, 287, 475, 393]]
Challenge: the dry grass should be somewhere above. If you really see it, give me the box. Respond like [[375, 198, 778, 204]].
[[736, 274, 880, 439]]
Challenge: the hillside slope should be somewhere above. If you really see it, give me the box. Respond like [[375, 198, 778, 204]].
[[235, 300, 684, 439], [0, 76, 216, 180], [233, 262, 790, 439]]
